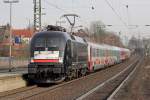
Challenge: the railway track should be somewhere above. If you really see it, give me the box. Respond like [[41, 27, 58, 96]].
[[107, 57, 143, 100], [77, 56, 143, 100], [0, 55, 139, 100]]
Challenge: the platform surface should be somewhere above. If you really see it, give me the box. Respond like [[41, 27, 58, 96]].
[[0, 70, 27, 78], [0, 70, 28, 92]]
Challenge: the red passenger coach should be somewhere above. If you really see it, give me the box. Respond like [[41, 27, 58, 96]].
[[87, 42, 131, 72], [120, 48, 131, 60]]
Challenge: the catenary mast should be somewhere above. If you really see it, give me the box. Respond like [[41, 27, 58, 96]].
[[33, 0, 41, 32]]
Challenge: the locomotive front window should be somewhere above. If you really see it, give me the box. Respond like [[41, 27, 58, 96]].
[[35, 38, 45, 47], [33, 35, 65, 58], [47, 37, 64, 50], [34, 37, 65, 49]]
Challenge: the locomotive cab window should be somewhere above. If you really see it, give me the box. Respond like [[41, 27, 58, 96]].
[[47, 37, 65, 50], [32, 33, 66, 59], [35, 37, 45, 47], [34, 36, 65, 50]]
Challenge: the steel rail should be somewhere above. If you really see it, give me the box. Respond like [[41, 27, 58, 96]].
[[107, 56, 144, 100], [76, 57, 139, 100]]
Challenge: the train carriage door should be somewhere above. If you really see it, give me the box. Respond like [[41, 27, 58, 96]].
[[88, 45, 92, 72]]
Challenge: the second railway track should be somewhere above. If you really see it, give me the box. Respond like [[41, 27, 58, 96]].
[[107, 56, 143, 100], [0, 55, 140, 100], [77, 55, 143, 100]]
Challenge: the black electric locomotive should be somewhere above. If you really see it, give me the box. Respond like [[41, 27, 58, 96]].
[[28, 30, 88, 83]]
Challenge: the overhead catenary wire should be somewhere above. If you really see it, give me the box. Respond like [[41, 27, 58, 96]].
[[41, 0, 88, 29], [43, 0, 68, 13], [42, 0, 104, 29], [104, 0, 128, 28]]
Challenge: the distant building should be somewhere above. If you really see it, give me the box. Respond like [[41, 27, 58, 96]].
[[12, 29, 34, 44], [0, 27, 34, 45], [0, 26, 34, 57]]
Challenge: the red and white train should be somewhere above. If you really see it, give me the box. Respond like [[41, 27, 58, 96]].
[[88, 42, 131, 72]]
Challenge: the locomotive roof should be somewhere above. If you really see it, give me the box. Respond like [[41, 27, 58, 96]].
[[34, 31, 68, 37], [32, 31, 87, 44]]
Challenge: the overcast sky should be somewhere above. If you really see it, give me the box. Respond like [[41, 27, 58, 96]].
[[0, 0, 150, 39]]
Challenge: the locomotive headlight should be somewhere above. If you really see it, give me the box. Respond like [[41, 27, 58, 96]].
[[30, 57, 34, 63]]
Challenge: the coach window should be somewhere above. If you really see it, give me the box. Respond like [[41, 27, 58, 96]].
[[107, 50, 110, 56], [108, 50, 110, 56], [93, 48, 96, 57], [113, 50, 115, 56], [97, 49, 99, 57], [105, 49, 107, 57], [106, 50, 108, 56], [115, 50, 116, 56], [107, 50, 109, 56], [96, 49, 98, 57], [101, 49, 103, 57], [95, 48, 96, 57], [93, 48, 95, 57], [99, 49, 101, 57]]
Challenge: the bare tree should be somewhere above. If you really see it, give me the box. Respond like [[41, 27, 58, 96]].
[[89, 20, 123, 47]]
